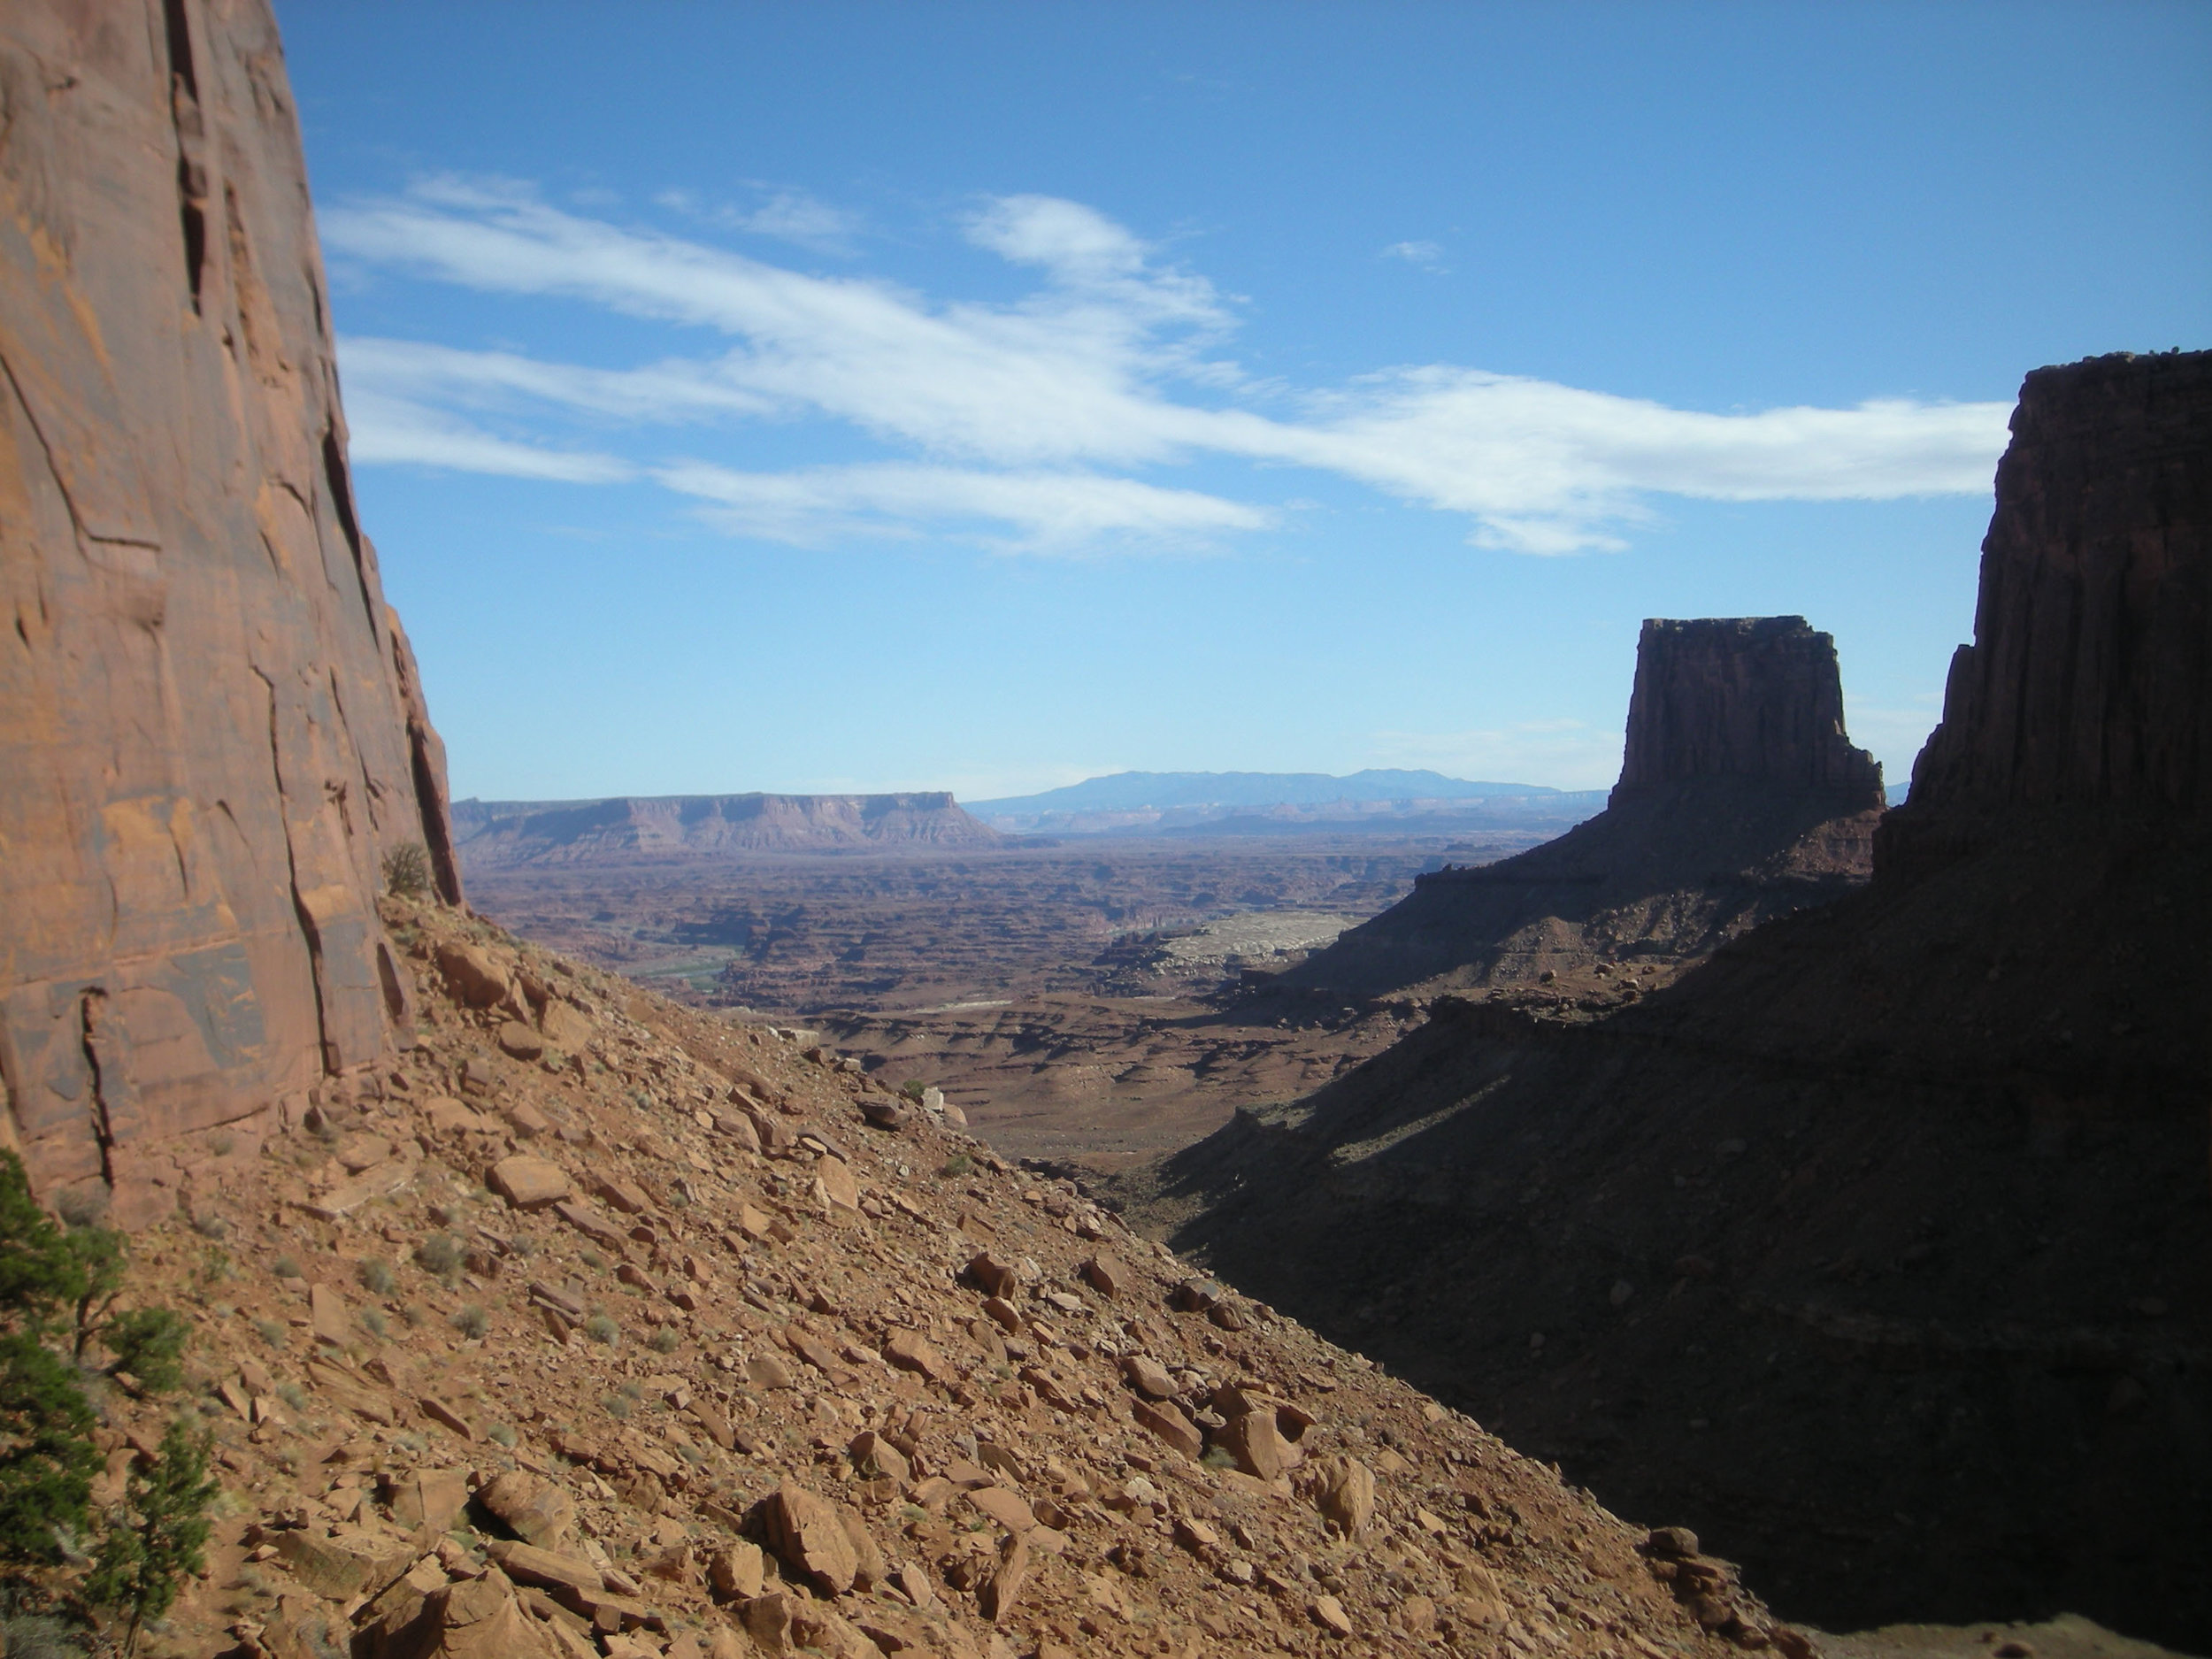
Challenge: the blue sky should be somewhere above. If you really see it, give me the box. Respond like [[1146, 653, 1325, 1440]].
[[280, 3, 2211, 803]]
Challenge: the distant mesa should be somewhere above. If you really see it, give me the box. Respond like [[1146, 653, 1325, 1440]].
[[452, 792, 1003, 867], [971, 769, 1609, 836], [1283, 615, 1886, 997]]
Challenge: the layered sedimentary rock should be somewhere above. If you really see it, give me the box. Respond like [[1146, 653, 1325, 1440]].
[[0, 0, 457, 1222], [1617, 617, 1884, 795], [1122, 353, 2212, 1645], [1881, 350, 2210, 879], [1285, 617, 1884, 998], [452, 791, 1004, 868]]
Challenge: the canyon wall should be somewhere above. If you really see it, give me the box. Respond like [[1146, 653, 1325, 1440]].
[[0, 0, 457, 1223], [452, 792, 1005, 867], [1906, 351, 2208, 817], [1124, 351, 2212, 1644]]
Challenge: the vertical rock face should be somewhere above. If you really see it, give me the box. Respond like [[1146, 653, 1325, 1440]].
[[1901, 350, 2210, 817], [1615, 617, 1883, 799], [0, 0, 459, 1223]]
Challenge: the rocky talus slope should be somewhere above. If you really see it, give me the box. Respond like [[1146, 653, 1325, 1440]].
[[1113, 352, 2212, 1648], [91, 900, 1801, 1659], [1282, 618, 1885, 1001], [0, 0, 460, 1228]]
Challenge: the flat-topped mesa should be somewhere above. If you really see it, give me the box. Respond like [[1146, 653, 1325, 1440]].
[[1279, 614, 1886, 998], [1615, 617, 1884, 802], [452, 792, 1006, 866], [0, 1, 458, 1223], [1900, 349, 2211, 822]]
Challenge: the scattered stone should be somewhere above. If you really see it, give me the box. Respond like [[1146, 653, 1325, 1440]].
[[488, 1156, 572, 1210], [708, 1539, 765, 1601], [762, 1481, 861, 1595], [1133, 1397, 1204, 1460], [277, 1529, 416, 1601], [388, 1467, 471, 1533], [477, 1469, 578, 1548], [1309, 1455, 1376, 1539], [884, 1328, 949, 1380], [1310, 1594, 1355, 1637], [484, 1540, 603, 1597], [1080, 1254, 1130, 1298], [437, 944, 511, 1009]]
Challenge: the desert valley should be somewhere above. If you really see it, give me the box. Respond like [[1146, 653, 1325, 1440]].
[[0, 5, 2205, 1659]]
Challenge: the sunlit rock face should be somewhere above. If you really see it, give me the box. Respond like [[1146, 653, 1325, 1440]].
[[0, 0, 459, 1224]]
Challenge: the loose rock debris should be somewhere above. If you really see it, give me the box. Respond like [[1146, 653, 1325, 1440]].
[[101, 896, 1803, 1657]]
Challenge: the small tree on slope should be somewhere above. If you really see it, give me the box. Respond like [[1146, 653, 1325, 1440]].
[[0, 1154, 99, 1577], [86, 1418, 219, 1655]]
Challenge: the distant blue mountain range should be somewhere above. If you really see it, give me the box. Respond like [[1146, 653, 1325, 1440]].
[[970, 769, 1569, 814]]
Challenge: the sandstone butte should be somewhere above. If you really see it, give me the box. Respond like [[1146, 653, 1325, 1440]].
[[0, 3, 1830, 1656], [1281, 616, 1890, 1001]]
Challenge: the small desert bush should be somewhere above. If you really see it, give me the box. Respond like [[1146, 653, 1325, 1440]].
[[414, 1235, 465, 1280], [381, 842, 431, 900], [449, 1304, 490, 1340], [584, 1314, 618, 1347]]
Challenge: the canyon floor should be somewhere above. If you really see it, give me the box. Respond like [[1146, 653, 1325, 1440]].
[[462, 833, 1580, 1170]]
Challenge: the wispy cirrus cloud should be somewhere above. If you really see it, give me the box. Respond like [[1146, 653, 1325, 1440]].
[[1380, 239, 1447, 272], [656, 459, 1271, 550], [326, 179, 2011, 555]]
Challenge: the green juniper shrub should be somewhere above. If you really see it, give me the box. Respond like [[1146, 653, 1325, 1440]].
[[86, 1418, 219, 1656], [0, 1333, 99, 1571], [0, 1153, 104, 1571], [97, 1310, 188, 1394]]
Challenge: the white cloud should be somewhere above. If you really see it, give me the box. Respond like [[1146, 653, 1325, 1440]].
[[340, 388, 633, 483], [655, 459, 1268, 550], [326, 180, 2013, 554], [1381, 239, 1447, 272]]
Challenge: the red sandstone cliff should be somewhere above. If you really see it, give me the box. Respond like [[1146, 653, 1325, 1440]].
[[0, 0, 458, 1224], [1887, 351, 2208, 853]]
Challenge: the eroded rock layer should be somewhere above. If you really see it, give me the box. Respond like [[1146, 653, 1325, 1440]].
[[1282, 617, 1884, 999], [0, 0, 457, 1224]]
